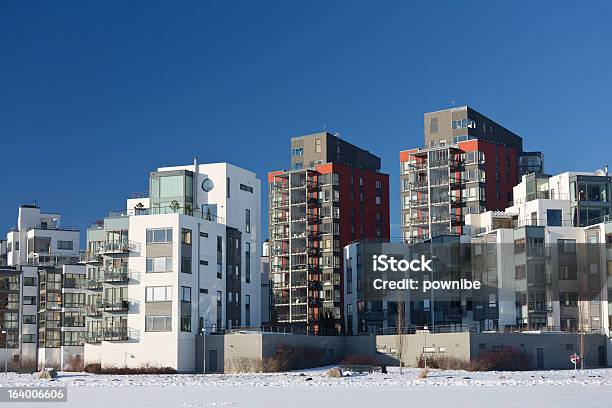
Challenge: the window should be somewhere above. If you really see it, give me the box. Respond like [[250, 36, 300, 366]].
[[181, 286, 192, 303], [23, 315, 36, 324], [181, 228, 192, 245], [227, 177, 231, 198], [547, 209, 562, 227], [245, 209, 251, 233], [376, 195, 382, 205], [200, 232, 208, 238], [245, 242, 251, 283], [22, 334, 36, 343], [430, 117, 438, 133], [375, 180, 382, 189], [291, 147, 303, 156], [559, 264, 577, 280], [217, 236, 223, 279], [146, 256, 172, 273], [181, 316, 191, 332], [558, 239, 576, 253], [315, 138, 322, 153], [146, 228, 173, 244], [488, 294, 497, 308], [145, 286, 172, 302], [181, 257, 192, 274], [240, 183, 254, 193], [560, 292, 578, 307], [23, 277, 36, 286], [200, 260, 208, 266], [57, 240, 73, 250], [145, 316, 172, 332], [23, 296, 36, 305], [245, 294, 251, 326], [200, 288, 208, 294]]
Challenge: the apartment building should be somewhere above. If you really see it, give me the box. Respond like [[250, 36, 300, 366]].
[[83, 161, 261, 372], [400, 106, 544, 242], [0, 204, 84, 370], [346, 169, 612, 335], [268, 132, 390, 335], [0, 240, 7, 266], [260, 241, 271, 326]]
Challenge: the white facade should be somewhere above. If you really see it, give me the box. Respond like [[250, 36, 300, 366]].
[[84, 161, 261, 372], [1, 204, 85, 371], [6, 205, 80, 267]]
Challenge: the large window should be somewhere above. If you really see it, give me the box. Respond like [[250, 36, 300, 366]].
[[245, 209, 251, 233], [560, 292, 578, 307], [57, 240, 74, 250], [181, 286, 191, 303], [546, 209, 562, 227], [146, 256, 172, 273], [145, 316, 172, 332], [145, 286, 172, 302], [146, 228, 173, 244], [159, 175, 184, 198]]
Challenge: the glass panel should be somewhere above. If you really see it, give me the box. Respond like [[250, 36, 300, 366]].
[[159, 175, 184, 198]]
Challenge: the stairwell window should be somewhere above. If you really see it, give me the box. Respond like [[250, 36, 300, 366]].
[[245, 242, 251, 283], [245, 209, 251, 233], [181, 228, 192, 245]]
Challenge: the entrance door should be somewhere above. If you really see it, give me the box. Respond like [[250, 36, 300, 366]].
[[208, 350, 218, 372], [598, 346, 607, 367], [536, 348, 544, 369]]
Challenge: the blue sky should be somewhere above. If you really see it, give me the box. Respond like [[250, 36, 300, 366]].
[[1, 1, 611, 240]]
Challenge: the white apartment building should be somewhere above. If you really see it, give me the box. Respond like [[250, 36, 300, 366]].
[[466, 171, 611, 333], [345, 170, 612, 339], [1, 204, 85, 371], [83, 161, 261, 372]]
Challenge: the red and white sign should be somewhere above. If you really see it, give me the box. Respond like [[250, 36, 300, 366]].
[[570, 353, 580, 364]]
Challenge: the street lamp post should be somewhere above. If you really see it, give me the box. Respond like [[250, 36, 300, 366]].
[[1, 330, 8, 375], [423, 325, 428, 369]]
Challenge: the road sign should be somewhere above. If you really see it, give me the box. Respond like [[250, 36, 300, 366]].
[[570, 353, 580, 369]]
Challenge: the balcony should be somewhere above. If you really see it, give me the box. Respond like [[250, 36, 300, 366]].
[[100, 299, 129, 313], [101, 267, 138, 284], [85, 305, 102, 317], [83, 279, 103, 291], [84, 330, 103, 343], [98, 240, 141, 255]]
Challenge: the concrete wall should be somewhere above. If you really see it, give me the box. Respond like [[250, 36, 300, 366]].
[[470, 332, 608, 369], [376, 332, 471, 367]]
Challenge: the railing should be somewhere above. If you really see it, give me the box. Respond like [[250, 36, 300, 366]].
[[509, 192, 570, 206], [98, 240, 141, 254], [123, 206, 226, 225], [377, 323, 479, 335], [100, 299, 130, 313], [27, 224, 79, 232]]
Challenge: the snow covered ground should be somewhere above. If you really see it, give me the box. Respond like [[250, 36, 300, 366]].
[[1, 367, 611, 407]]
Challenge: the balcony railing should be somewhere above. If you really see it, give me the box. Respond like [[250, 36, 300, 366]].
[[100, 299, 130, 313]]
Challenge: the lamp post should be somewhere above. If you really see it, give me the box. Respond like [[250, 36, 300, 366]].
[[423, 325, 428, 369], [1, 329, 8, 375]]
